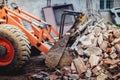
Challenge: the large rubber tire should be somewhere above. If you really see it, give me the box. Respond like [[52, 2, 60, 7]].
[[0, 24, 31, 73]]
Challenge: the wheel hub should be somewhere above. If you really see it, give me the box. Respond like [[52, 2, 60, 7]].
[[0, 46, 7, 57], [0, 38, 14, 66]]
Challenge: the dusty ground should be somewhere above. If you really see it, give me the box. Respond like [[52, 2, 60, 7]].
[[0, 55, 48, 80]]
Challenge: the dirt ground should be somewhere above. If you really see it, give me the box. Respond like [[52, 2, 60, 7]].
[[0, 55, 47, 80]]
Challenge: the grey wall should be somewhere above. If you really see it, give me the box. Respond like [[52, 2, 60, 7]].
[[8, 0, 120, 22], [8, 0, 85, 19], [114, 0, 120, 7]]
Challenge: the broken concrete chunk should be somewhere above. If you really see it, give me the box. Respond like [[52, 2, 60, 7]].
[[79, 35, 92, 46], [113, 29, 120, 38], [89, 33, 95, 39], [93, 27, 102, 34], [102, 23, 107, 28], [76, 46, 84, 55], [100, 41, 108, 51], [102, 28, 107, 33], [111, 47, 116, 53], [73, 57, 87, 74], [79, 35, 88, 42], [79, 33, 97, 47], [87, 26, 94, 33], [92, 37, 98, 47], [89, 55, 100, 67], [98, 33, 103, 46], [84, 47, 102, 56], [103, 32, 109, 40], [115, 43, 120, 53]]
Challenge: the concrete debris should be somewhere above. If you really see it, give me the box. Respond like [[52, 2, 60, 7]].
[[115, 43, 120, 53], [89, 54, 100, 67], [73, 57, 87, 74], [79, 35, 93, 47], [97, 33, 103, 46], [76, 45, 84, 55], [84, 47, 102, 56], [94, 26, 102, 34], [99, 41, 108, 51], [113, 29, 120, 38]]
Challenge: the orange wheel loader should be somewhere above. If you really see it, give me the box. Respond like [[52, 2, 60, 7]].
[[0, 0, 87, 73]]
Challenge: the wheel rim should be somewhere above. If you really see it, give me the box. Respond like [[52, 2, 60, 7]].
[[0, 38, 14, 66]]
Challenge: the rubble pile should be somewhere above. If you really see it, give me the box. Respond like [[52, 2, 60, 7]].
[[30, 21, 120, 80], [71, 22, 120, 80]]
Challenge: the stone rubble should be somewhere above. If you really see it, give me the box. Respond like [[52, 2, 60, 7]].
[[30, 21, 120, 80]]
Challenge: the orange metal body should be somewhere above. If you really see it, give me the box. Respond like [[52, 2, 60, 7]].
[[0, 6, 59, 54]]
